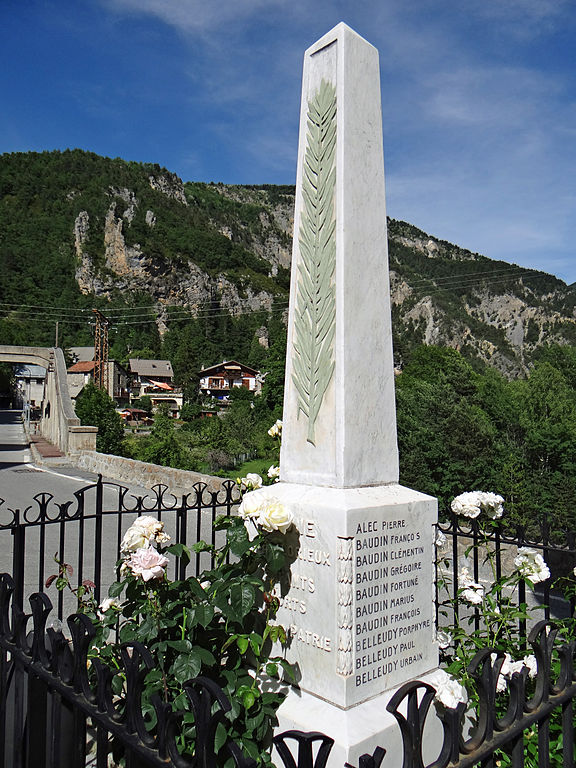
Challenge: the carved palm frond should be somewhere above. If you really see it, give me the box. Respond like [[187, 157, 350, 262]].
[[292, 80, 337, 446]]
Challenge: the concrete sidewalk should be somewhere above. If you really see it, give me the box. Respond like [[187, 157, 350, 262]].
[[27, 430, 65, 462]]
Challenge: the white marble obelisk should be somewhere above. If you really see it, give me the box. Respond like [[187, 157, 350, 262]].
[[279, 23, 398, 489], [255, 23, 439, 765]]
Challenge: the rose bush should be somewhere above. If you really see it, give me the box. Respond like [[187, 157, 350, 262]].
[[48, 511, 295, 767], [438, 491, 552, 703]]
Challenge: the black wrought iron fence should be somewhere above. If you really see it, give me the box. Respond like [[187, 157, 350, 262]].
[[436, 513, 576, 640], [0, 476, 241, 619], [2, 575, 576, 768]]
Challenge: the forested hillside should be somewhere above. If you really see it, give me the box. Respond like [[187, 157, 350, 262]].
[[2, 149, 576, 377], [2, 149, 576, 527]]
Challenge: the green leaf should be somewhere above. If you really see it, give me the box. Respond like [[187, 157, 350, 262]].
[[188, 603, 214, 628], [237, 636, 250, 654], [170, 651, 202, 684], [249, 634, 262, 656], [166, 639, 193, 653], [166, 542, 191, 566], [229, 582, 256, 617], [264, 542, 286, 573], [279, 659, 296, 682], [193, 540, 214, 553], [227, 524, 252, 557], [240, 688, 256, 710], [214, 722, 228, 753], [195, 646, 216, 665]]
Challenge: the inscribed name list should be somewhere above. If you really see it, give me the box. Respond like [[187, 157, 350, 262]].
[[354, 514, 433, 696], [273, 496, 436, 707]]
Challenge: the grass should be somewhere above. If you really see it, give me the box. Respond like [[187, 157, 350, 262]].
[[219, 456, 278, 481]]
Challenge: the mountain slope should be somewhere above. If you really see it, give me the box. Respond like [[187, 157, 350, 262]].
[[1, 149, 574, 375]]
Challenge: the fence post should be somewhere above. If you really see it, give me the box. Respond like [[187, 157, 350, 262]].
[[93, 475, 103, 606], [11, 511, 24, 612], [26, 672, 48, 767]]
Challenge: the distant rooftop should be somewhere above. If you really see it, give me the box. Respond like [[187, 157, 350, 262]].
[[14, 364, 47, 378], [67, 361, 95, 373], [129, 359, 174, 378], [199, 360, 259, 375], [68, 346, 95, 363]]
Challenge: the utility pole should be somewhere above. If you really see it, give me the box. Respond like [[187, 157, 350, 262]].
[[92, 309, 109, 393], [55, 321, 59, 349]]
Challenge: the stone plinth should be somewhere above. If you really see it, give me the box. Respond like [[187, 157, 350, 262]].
[[263, 482, 438, 709]]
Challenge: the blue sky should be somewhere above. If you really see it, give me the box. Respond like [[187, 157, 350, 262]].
[[2, 0, 575, 283]]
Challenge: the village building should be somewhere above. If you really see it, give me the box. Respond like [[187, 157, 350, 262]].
[[66, 352, 130, 406], [128, 359, 182, 417], [198, 360, 261, 402]]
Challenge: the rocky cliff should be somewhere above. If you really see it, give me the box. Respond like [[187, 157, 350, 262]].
[[1, 149, 575, 375]]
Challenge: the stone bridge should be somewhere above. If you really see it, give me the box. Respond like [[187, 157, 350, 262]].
[[0, 345, 97, 454]]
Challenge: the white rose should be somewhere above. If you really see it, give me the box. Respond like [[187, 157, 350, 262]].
[[429, 669, 467, 708], [267, 419, 283, 438], [522, 654, 538, 678], [238, 489, 266, 519], [481, 492, 504, 519], [490, 653, 512, 692], [436, 630, 451, 649], [257, 497, 293, 534], [461, 581, 484, 605], [459, 566, 484, 604], [514, 547, 550, 584], [120, 525, 150, 554], [267, 465, 280, 481], [435, 530, 447, 547], [241, 473, 263, 490], [97, 597, 122, 619], [458, 565, 472, 582], [121, 516, 169, 554], [451, 492, 482, 519]]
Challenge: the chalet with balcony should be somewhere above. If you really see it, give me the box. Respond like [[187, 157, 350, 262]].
[[199, 361, 261, 402]]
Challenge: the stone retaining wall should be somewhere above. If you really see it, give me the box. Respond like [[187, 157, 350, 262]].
[[69, 451, 228, 495]]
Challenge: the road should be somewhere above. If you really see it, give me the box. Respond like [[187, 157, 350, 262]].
[[0, 409, 150, 508], [0, 409, 166, 617]]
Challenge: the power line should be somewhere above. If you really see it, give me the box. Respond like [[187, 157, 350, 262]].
[[0, 302, 289, 326], [0, 268, 568, 329]]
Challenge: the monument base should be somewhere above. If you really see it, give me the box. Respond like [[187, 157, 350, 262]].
[[257, 482, 438, 708], [274, 671, 444, 768]]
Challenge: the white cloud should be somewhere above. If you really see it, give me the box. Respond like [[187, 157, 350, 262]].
[[100, 0, 288, 34], [423, 66, 562, 128], [466, 0, 572, 37]]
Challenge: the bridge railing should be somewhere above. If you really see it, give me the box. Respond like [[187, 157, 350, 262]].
[[42, 347, 97, 454], [0, 345, 97, 454]]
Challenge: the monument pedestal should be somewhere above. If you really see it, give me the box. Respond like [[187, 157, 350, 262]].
[[263, 482, 438, 709], [275, 672, 444, 767], [257, 481, 439, 765]]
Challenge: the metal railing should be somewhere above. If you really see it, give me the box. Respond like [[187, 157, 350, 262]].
[[2, 576, 575, 768], [436, 512, 576, 639], [0, 476, 241, 618]]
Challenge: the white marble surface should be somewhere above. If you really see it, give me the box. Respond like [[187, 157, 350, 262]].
[[260, 482, 438, 708], [275, 668, 445, 768], [280, 23, 399, 489]]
